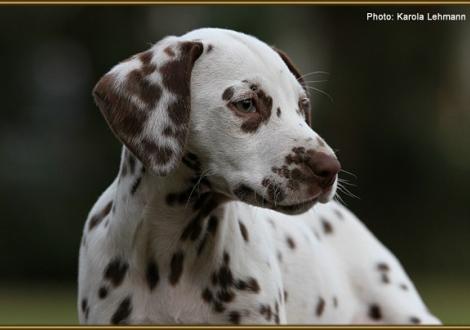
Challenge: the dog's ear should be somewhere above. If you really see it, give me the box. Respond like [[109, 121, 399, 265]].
[[93, 37, 203, 175], [272, 47, 312, 127]]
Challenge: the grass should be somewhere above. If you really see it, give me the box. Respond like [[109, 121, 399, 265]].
[[0, 276, 468, 325]]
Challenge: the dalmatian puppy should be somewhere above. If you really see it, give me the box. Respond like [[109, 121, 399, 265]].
[[78, 28, 441, 325]]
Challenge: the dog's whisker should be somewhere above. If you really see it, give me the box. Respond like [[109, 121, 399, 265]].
[[297, 71, 330, 81], [340, 169, 358, 179], [184, 169, 214, 209], [303, 79, 329, 85], [334, 192, 347, 206], [303, 86, 334, 103], [338, 178, 356, 187], [337, 183, 360, 200]]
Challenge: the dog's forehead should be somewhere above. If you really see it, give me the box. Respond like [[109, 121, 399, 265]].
[[182, 28, 302, 91]]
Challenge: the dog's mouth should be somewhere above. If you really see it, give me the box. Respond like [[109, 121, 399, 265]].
[[271, 197, 319, 215], [232, 184, 320, 215]]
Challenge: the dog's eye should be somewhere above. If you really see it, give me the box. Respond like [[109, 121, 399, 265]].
[[234, 99, 256, 113]]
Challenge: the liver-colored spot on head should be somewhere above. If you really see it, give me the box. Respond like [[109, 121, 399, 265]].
[[240, 88, 272, 133], [377, 262, 390, 272], [164, 46, 175, 57], [222, 86, 234, 101]]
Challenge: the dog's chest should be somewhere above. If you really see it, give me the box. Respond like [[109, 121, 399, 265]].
[[80, 196, 357, 324]]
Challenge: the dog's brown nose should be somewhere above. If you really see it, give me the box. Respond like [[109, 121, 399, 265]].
[[309, 152, 341, 188]]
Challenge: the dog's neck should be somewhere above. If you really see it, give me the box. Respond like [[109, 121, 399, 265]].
[[109, 147, 231, 265]]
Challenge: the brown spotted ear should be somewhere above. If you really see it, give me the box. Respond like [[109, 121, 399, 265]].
[[272, 47, 312, 127], [93, 37, 203, 175]]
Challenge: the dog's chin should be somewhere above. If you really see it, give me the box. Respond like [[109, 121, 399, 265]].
[[231, 180, 338, 215], [271, 197, 319, 215], [231, 183, 320, 215]]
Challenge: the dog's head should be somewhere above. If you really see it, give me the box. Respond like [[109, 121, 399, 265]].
[[94, 28, 340, 215]]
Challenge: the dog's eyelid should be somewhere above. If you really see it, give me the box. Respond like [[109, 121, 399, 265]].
[[232, 91, 257, 103]]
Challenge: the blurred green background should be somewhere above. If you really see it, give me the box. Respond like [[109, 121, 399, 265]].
[[0, 5, 469, 325]]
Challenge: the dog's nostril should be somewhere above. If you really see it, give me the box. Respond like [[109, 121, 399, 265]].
[[310, 152, 341, 187], [318, 170, 331, 177]]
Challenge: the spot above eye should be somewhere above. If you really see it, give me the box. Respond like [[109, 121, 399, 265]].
[[222, 87, 234, 101]]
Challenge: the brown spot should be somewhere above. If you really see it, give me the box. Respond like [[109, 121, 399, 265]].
[[284, 290, 288, 302], [120, 163, 128, 177], [169, 250, 185, 285], [369, 304, 382, 320], [260, 304, 272, 321], [239, 221, 249, 242], [217, 265, 234, 288], [81, 298, 89, 319], [111, 296, 132, 324], [202, 288, 213, 303], [228, 311, 241, 324], [236, 277, 261, 293], [138, 50, 153, 65], [197, 235, 208, 256], [277, 251, 283, 262], [410, 316, 421, 324], [207, 44, 214, 52], [240, 88, 273, 133], [89, 201, 113, 231], [321, 219, 333, 234], [223, 251, 230, 263], [126, 69, 161, 106], [211, 272, 218, 285], [146, 260, 159, 290], [164, 46, 175, 57], [286, 236, 296, 249], [213, 301, 225, 313], [104, 258, 129, 287], [381, 273, 390, 284], [127, 152, 136, 174], [217, 289, 235, 302], [98, 286, 108, 299], [377, 262, 390, 272], [140, 139, 173, 166], [181, 215, 203, 241], [162, 126, 173, 136], [222, 86, 234, 101], [274, 301, 280, 324], [130, 176, 142, 195], [207, 215, 219, 235], [93, 73, 148, 146], [160, 41, 203, 98], [315, 297, 325, 317], [263, 178, 286, 203], [317, 137, 326, 147], [400, 283, 409, 291], [277, 107, 281, 117], [333, 296, 338, 308]]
